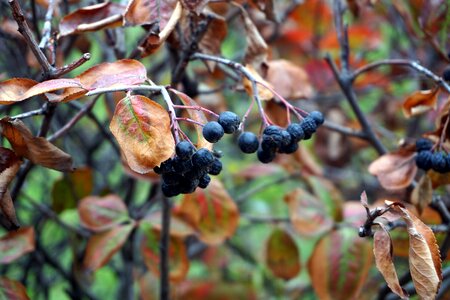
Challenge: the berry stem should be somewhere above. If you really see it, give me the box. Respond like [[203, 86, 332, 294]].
[[175, 117, 205, 127], [158, 86, 181, 144], [240, 97, 255, 131], [172, 105, 219, 118]]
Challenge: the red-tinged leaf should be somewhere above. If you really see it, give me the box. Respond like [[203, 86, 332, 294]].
[[0, 191, 20, 230], [0, 227, 35, 264], [402, 88, 439, 118], [78, 194, 129, 232], [306, 176, 344, 222], [0, 148, 21, 203], [124, 0, 178, 27], [176, 281, 257, 299], [142, 211, 195, 238], [83, 223, 135, 271], [284, 188, 334, 238], [368, 150, 417, 190], [0, 277, 30, 300], [308, 227, 373, 300], [59, 2, 125, 36], [373, 224, 408, 299], [265, 59, 313, 100], [343, 201, 369, 228], [171, 90, 212, 149], [138, 272, 158, 300], [411, 174, 433, 215], [176, 179, 239, 245], [0, 118, 73, 172], [140, 227, 189, 282], [0, 78, 38, 104], [180, 0, 210, 14], [109, 95, 175, 173], [265, 227, 301, 280]]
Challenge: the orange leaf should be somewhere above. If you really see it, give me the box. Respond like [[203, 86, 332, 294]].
[[265, 228, 301, 280], [0, 148, 21, 204], [109, 95, 175, 173], [142, 210, 195, 238], [0, 277, 30, 300], [180, 0, 210, 14], [83, 223, 135, 271], [0, 227, 35, 264], [411, 174, 433, 215], [0, 118, 73, 172], [0, 78, 38, 104], [124, 0, 178, 27], [176, 179, 239, 245], [242, 65, 273, 101], [59, 2, 125, 36], [402, 88, 439, 118]]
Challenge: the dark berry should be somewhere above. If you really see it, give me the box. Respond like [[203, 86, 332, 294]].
[[257, 148, 276, 163], [300, 118, 317, 139], [198, 174, 211, 189], [279, 140, 299, 154], [280, 130, 292, 147], [261, 134, 282, 151], [238, 132, 259, 153], [176, 141, 195, 160], [180, 179, 199, 194], [415, 138, 433, 152], [192, 148, 215, 168], [287, 123, 304, 142], [218, 111, 240, 134], [443, 68, 450, 82], [162, 172, 182, 185], [160, 159, 174, 173], [162, 183, 180, 197], [202, 121, 224, 143], [153, 166, 162, 174], [446, 155, 450, 172], [309, 111, 325, 126], [432, 152, 448, 173], [208, 159, 222, 175], [263, 125, 282, 136], [416, 150, 433, 170]]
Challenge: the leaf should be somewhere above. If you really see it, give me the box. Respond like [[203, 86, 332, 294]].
[[0, 277, 30, 300], [83, 223, 135, 271], [411, 174, 433, 215], [138, 272, 159, 300], [198, 12, 227, 70], [265, 227, 301, 280], [373, 224, 408, 299], [180, 0, 210, 14], [78, 194, 129, 232], [110, 95, 175, 173], [140, 227, 189, 282], [251, 0, 276, 21], [308, 227, 373, 300], [142, 211, 195, 238], [242, 65, 274, 101], [171, 89, 212, 149], [124, 0, 178, 27], [59, 2, 125, 36], [265, 59, 313, 100], [284, 188, 334, 237], [0, 227, 35, 264], [368, 150, 417, 190], [52, 167, 93, 213], [402, 88, 439, 118], [0, 191, 20, 230], [176, 178, 239, 245], [428, 169, 450, 188], [0, 118, 73, 172], [0, 148, 21, 204], [0, 78, 38, 104], [176, 281, 257, 299]]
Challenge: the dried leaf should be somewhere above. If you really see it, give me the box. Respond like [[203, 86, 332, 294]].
[[428, 169, 450, 188], [59, 2, 125, 36], [265, 228, 301, 280], [124, 0, 178, 27], [180, 0, 210, 14], [251, 0, 276, 21], [242, 65, 273, 101], [0, 227, 35, 264], [83, 223, 135, 271], [140, 227, 189, 282], [142, 211, 195, 238], [0, 277, 30, 300], [411, 174, 433, 215], [402, 88, 439, 118], [373, 224, 408, 299], [284, 188, 333, 237], [176, 179, 239, 245], [176, 281, 257, 299], [198, 12, 227, 70], [0, 78, 38, 104], [0, 148, 21, 203], [360, 190, 369, 208], [308, 227, 373, 300], [0, 191, 20, 230], [0, 118, 73, 172], [368, 151, 417, 190], [109, 95, 175, 173]]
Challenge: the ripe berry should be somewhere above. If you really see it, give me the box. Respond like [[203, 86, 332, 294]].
[[416, 150, 433, 170], [443, 68, 450, 82], [208, 159, 222, 175], [257, 148, 276, 163], [162, 172, 182, 185], [280, 130, 292, 147], [309, 111, 325, 126], [287, 123, 304, 142], [415, 138, 433, 152], [432, 152, 448, 173], [162, 183, 180, 197], [263, 125, 282, 136], [202, 121, 224, 143], [192, 148, 214, 168], [261, 134, 282, 151], [176, 141, 195, 160], [279, 140, 299, 154], [300, 118, 317, 139], [160, 159, 174, 173], [238, 132, 259, 153], [153, 166, 162, 174], [180, 179, 199, 194], [218, 111, 240, 134], [198, 174, 211, 189]]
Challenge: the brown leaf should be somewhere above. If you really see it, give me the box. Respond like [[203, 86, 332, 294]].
[[251, 0, 276, 21], [242, 65, 273, 101], [368, 150, 417, 190], [142, 211, 195, 238], [59, 2, 125, 36], [110, 95, 175, 173], [198, 12, 227, 70], [180, 0, 210, 14], [411, 174, 433, 215], [0, 78, 38, 104], [402, 88, 439, 118], [0, 148, 21, 203], [0, 191, 20, 230], [265, 227, 301, 280], [373, 224, 408, 299], [0, 277, 30, 300], [428, 169, 450, 188], [265, 59, 313, 100], [124, 0, 178, 27], [0, 118, 73, 172], [0, 227, 35, 264]]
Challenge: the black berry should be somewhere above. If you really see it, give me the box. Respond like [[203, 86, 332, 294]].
[[202, 121, 224, 143], [198, 174, 211, 189], [280, 130, 292, 147], [238, 132, 259, 153], [432, 152, 448, 173], [287, 123, 304, 142], [263, 125, 282, 136], [261, 134, 282, 152], [257, 148, 276, 163], [416, 150, 433, 170], [309, 111, 325, 126], [279, 140, 299, 154], [218, 111, 240, 134], [208, 159, 222, 175], [176, 141, 195, 160], [300, 118, 317, 139], [192, 148, 215, 168], [162, 183, 180, 197], [415, 138, 433, 152]]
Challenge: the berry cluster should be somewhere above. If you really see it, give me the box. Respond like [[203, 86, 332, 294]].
[[202, 111, 240, 143], [415, 138, 450, 173], [154, 141, 222, 197], [238, 111, 324, 163]]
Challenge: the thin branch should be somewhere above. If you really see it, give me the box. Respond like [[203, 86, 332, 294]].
[[53, 53, 91, 78], [160, 197, 171, 300], [38, 0, 56, 50]]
